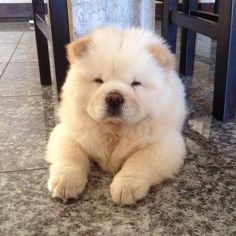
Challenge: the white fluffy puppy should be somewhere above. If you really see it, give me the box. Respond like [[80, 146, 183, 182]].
[[46, 27, 187, 205]]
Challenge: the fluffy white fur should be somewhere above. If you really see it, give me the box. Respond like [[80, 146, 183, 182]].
[[46, 27, 187, 205]]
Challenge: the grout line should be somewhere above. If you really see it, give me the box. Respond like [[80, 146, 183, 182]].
[[0, 31, 25, 80], [0, 167, 48, 174]]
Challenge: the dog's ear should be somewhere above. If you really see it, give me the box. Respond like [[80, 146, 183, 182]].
[[149, 44, 175, 71], [67, 37, 90, 64]]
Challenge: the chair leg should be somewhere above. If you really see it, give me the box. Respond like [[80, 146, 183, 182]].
[[179, 0, 198, 77], [48, 0, 70, 96], [32, 0, 51, 86], [213, 0, 236, 122], [162, 0, 178, 53]]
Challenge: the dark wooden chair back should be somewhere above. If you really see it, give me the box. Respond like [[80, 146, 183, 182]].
[[162, 0, 236, 122]]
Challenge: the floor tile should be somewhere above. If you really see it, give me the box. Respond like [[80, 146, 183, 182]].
[[19, 31, 36, 45], [196, 39, 211, 59], [10, 32, 40, 63], [0, 62, 58, 96], [10, 31, 58, 63], [0, 63, 41, 96], [0, 22, 33, 32], [0, 32, 23, 44], [0, 62, 7, 77], [197, 34, 211, 45], [10, 43, 38, 63], [0, 44, 17, 62], [0, 96, 55, 171]]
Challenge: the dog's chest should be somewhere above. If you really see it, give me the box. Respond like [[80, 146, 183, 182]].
[[101, 125, 120, 156], [93, 124, 124, 171], [79, 123, 121, 166]]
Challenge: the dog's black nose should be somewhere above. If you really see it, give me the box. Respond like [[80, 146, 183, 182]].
[[106, 92, 124, 109]]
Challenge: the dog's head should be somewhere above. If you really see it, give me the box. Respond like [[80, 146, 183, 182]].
[[64, 27, 175, 124]]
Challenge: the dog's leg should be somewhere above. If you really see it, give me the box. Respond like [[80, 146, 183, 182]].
[[110, 130, 186, 205], [46, 124, 90, 201]]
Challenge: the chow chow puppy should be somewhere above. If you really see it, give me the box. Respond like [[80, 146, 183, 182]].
[[46, 27, 186, 205]]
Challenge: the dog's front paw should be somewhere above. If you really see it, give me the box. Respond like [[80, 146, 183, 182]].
[[110, 174, 150, 205], [48, 164, 87, 201]]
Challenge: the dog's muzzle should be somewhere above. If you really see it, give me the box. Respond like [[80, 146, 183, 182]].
[[106, 91, 124, 116]]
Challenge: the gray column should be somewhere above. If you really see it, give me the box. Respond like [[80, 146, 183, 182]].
[[70, 0, 155, 38]]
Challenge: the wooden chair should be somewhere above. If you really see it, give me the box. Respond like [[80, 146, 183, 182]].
[[162, 0, 236, 122], [32, 0, 70, 95]]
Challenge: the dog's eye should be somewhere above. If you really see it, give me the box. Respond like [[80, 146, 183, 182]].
[[131, 81, 142, 87], [94, 78, 103, 84]]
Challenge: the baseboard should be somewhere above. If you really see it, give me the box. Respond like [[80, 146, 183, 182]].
[[155, 2, 215, 20], [0, 3, 33, 21]]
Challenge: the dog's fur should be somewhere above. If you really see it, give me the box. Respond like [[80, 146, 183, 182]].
[[46, 27, 187, 205]]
